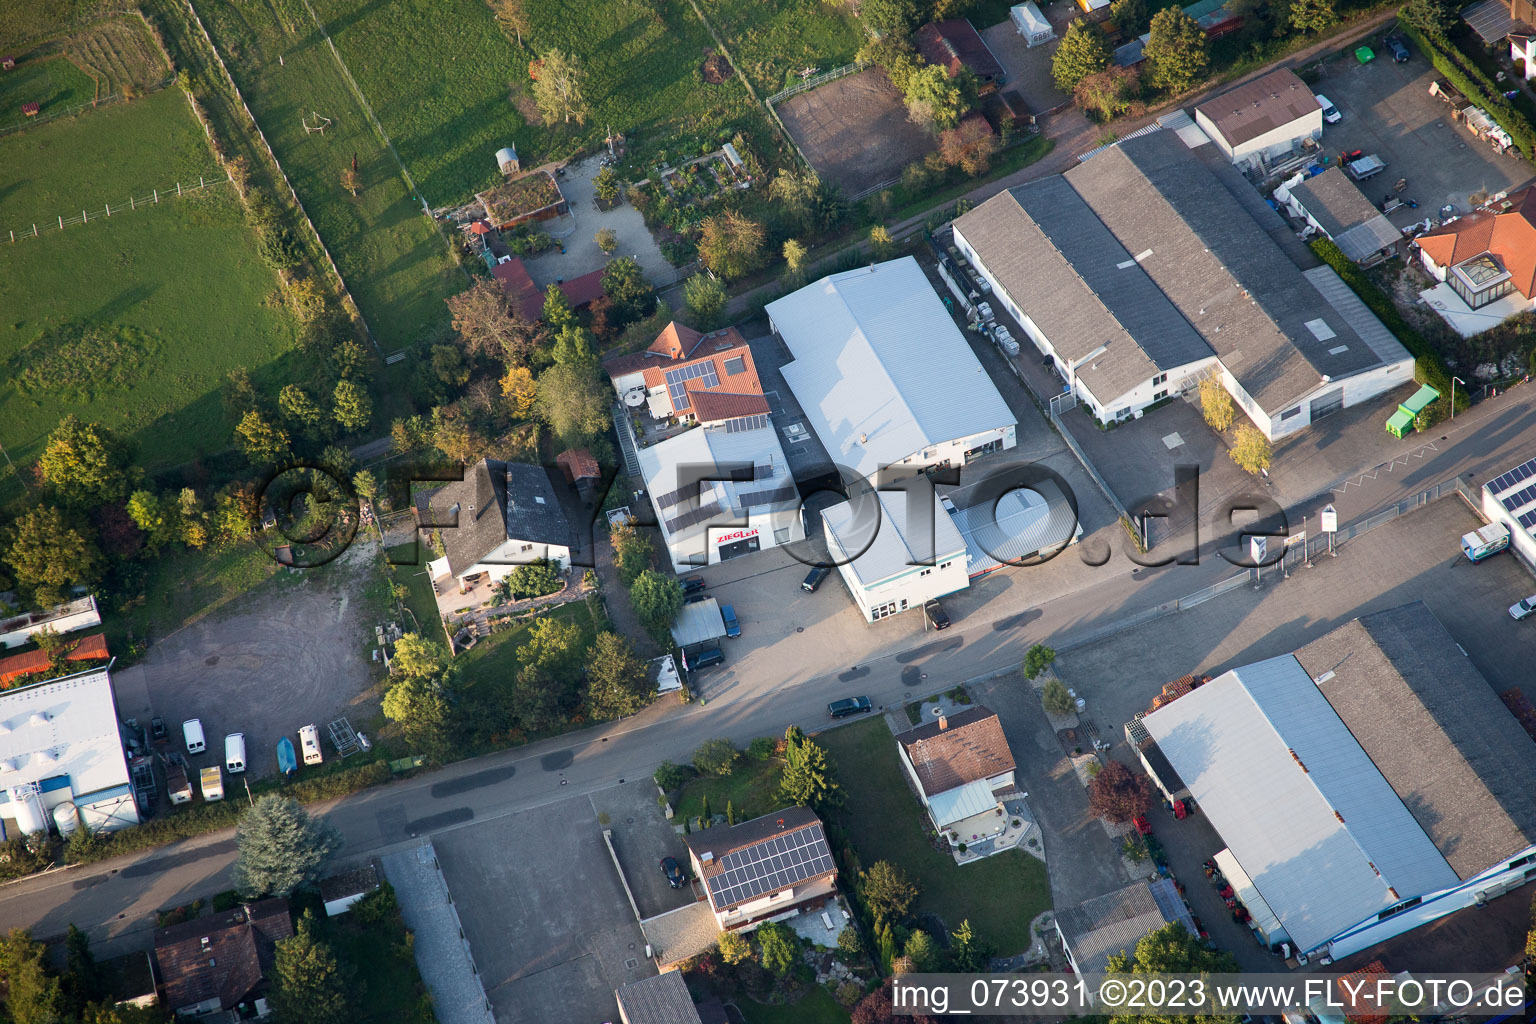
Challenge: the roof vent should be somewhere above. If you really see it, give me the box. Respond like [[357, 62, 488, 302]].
[[937, 713, 949, 731], [534, 495, 546, 504], [700, 851, 714, 864], [200, 937, 210, 949], [859, 433, 868, 444], [1314, 670, 1335, 685]]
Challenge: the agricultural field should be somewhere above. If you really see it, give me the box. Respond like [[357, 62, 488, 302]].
[[308, 0, 778, 203], [696, 0, 865, 98], [197, 0, 462, 351], [61, 15, 172, 94], [0, 85, 299, 485], [0, 14, 169, 135], [0, 0, 124, 52], [0, 56, 96, 130]]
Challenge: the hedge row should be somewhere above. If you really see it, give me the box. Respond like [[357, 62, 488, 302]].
[[1398, 22, 1536, 160], [1309, 238, 1466, 409], [65, 760, 392, 866]]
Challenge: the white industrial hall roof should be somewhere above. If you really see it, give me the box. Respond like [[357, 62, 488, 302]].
[[823, 489, 966, 589], [766, 257, 1016, 478], [0, 668, 130, 799], [1141, 655, 1460, 954]]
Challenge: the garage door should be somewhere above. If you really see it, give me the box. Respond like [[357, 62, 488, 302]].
[[718, 535, 760, 561], [1309, 389, 1344, 420]]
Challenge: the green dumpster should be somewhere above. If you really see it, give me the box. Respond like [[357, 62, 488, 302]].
[[1385, 408, 1415, 438], [1355, 45, 1375, 64], [1385, 383, 1440, 438]]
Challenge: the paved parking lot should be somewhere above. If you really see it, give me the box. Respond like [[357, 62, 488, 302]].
[[1314, 37, 1531, 222], [113, 543, 378, 783], [589, 780, 696, 920], [431, 793, 653, 1024]]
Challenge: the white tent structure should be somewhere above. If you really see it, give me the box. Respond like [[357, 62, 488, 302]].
[[1010, 2, 1054, 45]]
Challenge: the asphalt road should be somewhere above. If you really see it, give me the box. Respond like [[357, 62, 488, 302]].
[[11, 384, 1536, 960]]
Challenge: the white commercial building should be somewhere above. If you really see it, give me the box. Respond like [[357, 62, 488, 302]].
[[1193, 68, 1323, 171], [766, 257, 1018, 622], [0, 596, 102, 650], [954, 130, 1412, 440], [1480, 455, 1536, 569], [1141, 602, 1536, 961], [0, 668, 139, 837], [637, 413, 803, 573]]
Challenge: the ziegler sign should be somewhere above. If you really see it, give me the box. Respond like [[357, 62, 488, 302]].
[[713, 528, 760, 544]]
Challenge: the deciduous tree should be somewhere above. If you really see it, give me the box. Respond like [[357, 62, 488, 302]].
[[490, 0, 529, 44], [0, 929, 64, 1024], [233, 796, 342, 898], [1105, 924, 1238, 1024], [594, 227, 618, 255], [535, 363, 610, 450], [692, 737, 738, 776], [1087, 760, 1153, 823], [860, 0, 918, 37], [446, 280, 543, 365], [1053, 20, 1111, 93], [502, 365, 538, 418], [860, 860, 919, 923], [1110, 0, 1149, 33], [551, 324, 595, 369], [683, 273, 729, 330], [531, 49, 589, 125], [382, 672, 455, 757], [278, 383, 325, 434], [948, 919, 990, 972], [1042, 678, 1075, 715], [1145, 8, 1208, 92], [333, 379, 372, 432], [38, 417, 131, 508], [756, 921, 797, 976], [1023, 643, 1056, 679], [610, 522, 653, 586], [782, 238, 809, 287], [339, 163, 360, 197], [869, 225, 895, 261], [1289, 0, 1335, 33], [718, 930, 752, 964], [1401, 0, 1456, 34], [1075, 66, 1145, 122], [235, 410, 291, 464], [586, 631, 651, 719], [600, 255, 653, 324], [126, 490, 177, 552], [1199, 377, 1235, 432], [902, 62, 966, 130], [629, 569, 683, 646], [1229, 425, 1271, 475], [698, 210, 766, 281], [269, 910, 349, 1024], [938, 117, 999, 175], [6, 506, 102, 607]]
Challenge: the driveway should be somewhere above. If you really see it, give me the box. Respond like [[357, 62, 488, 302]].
[[981, 5, 1074, 116], [113, 542, 378, 783], [1316, 39, 1532, 222], [431, 792, 654, 1024], [589, 780, 696, 920], [524, 155, 672, 289]]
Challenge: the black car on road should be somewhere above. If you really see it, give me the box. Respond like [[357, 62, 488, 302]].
[[802, 566, 831, 592], [924, 599, 950, 630], [661, 856, 687, 888], [682, 576, 706, 595], [828, 696, 874, 719]]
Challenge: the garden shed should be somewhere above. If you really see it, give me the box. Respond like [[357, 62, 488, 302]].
[[1010, 2, 1054, 46]]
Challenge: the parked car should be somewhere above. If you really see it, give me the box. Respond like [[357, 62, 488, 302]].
[[299, 724, 323, 766], [688, 646, 725, 670], [661, 856, 687, 888], [802, 565, 831, 592], [224, 733, 246, 774], [684, 593, 708, 605], [182, 719, 206, 755], [682, 576, 706, 595], [1510, 594, 1536, 620], [924, 599, 951, 631], [721, 604, 741, 638], [1315, 93, 1341, 124], [828, 696, 874, 719], [1386, 35, 1410, 62], [150, 716, 167, 742]]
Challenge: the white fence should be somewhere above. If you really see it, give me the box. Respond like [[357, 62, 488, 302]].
[[5, 173, 231, 241]]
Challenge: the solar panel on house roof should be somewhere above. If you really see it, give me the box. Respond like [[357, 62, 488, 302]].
[[665, 502, 722, 535], [665, 362, 719, 410], [705, 823, 835, 908], [1503, 483, 1536, 512], [1491, 459, 1536, 494]]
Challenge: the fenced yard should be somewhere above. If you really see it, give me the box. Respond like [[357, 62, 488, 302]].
[[775, 67, 938, 196]]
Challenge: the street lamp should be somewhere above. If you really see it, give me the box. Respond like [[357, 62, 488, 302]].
[[1451, 376, 1464, 419]]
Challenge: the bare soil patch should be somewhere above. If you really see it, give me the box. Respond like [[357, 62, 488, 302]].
[[775, 67, 936, 195]]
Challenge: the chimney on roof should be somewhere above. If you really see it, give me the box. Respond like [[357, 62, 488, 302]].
[[938, 713, 949, 731]]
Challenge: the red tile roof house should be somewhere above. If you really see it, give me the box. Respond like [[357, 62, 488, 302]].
[[684, 807, 838, 932], [602, 322, 762, 424], [897, 706, 1022, 861], [915, 20, 1008, 93], [1414, 188, 1536, 334], [154, 899, 292, 1020], [493, 257, 606, 321]]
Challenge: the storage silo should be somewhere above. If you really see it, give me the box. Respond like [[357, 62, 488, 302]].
[[52, 802, 79, 837], [8, 786, 45, 835]]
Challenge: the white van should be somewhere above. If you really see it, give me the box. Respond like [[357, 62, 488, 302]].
[[224, 733, 246, 774], [182, 719, 206, 755], [299, 724, 323, 766], [1315, 93, 1341, 124]]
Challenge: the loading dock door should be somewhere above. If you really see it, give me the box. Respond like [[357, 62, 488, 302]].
[[1309, 389, 1344, 420]]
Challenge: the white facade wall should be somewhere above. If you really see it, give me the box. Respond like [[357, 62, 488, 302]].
[[0, 597, 102, 650], [891, 427, 1017, 469], [456, 538, 571, 582], [1482, 484, 1536, 570], [1418, 247, 1449, 283], [609, 369, 646, 396], [1325, 843, 1536, 959], [1196, 109, 1323, 169], [827, 527, 970, 623], [656, 506, 804, 574]]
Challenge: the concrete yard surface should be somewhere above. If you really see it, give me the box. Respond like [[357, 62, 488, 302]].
[[430, 793, 654, 1024], [588, 780, 696, 920]]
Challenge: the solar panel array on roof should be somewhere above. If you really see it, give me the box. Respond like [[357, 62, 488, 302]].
[[1502, 483, 1536, 512], [666, 362, 719, 410], [654, 485, 695, 511], [1521, 510, 1536, 530], [706, 823, 834, 908], [738, 484, 798, 508], [724, 414, 770, 433], [666, 502, 722, 535], [1489, 458, 1536, 495]]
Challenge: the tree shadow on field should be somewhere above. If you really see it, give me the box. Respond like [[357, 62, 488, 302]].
[[89, 283, 159, 323]]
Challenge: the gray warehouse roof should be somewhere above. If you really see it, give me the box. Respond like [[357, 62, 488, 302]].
[[1055, 879, 1196, 975], [945, 479, 1081, 576], [1195, 68, 1319, 147], [615, 970, 704, 1024], [958, 176, 1215, 405], [1069, 132, 1382, 413], [824, 489, 966, 588], [1289, 168, 1402, 262], [1295, 601, 1536, 880], [766, 257, 1016, 478], [1143, 654, 1460, 954]]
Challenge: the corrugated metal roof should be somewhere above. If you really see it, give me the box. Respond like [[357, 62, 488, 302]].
[[1463, 0, 1520, 44], [1143, 655, 1459, 953], [926, 778, 999, 827], [823, 490, 965, 588], [1333, 218, 1405, 263], [768, 257, 1015, 479], [1301, 266, 1411, 369], [1194, 68, 1319, 148], [672, 598, 725, 648], [946, 479, 1080, 576]]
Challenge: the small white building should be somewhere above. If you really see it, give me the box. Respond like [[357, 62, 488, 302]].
[[320, 863, 380, 917], [1480, 455, 1536, 570], [0, 667, 139, 836], [1010, 2, 1055, 45], [1194, 68, 1322, 171], [766, 257, 1018, 622], [1143, 602, 1536, 962], [0, 595, 102, 650], [417, 460, 573, 590]]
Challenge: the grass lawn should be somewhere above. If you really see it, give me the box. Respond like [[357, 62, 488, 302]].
[[317, 895, 436, 1024], [674, 755, 787, 824], [0, 85, 299, 483], [817, 717, 1051, 956], [310, 0, 780, 196], [0, 55, 97, 128], [738, 984, 851, 1024], [197, 0, 462, 351], [105, 539, 280, 651], [385, 542, 442, 634], [455, 598, 601, 697], [698, 0, 864, 98]]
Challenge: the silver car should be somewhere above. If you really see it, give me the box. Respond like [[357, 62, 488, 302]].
[[1510, 595, 1536, 620]]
